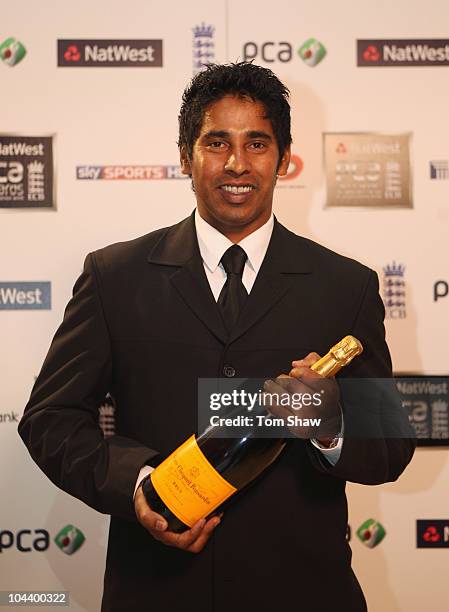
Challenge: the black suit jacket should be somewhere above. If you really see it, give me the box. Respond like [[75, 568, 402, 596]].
[[19, 214, 415, 612]]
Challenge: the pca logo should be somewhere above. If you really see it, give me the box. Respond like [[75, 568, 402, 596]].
[[54, 525, 85, 555], [382, 262, 406, 319], [243, 38, 326, 67], [0, 525, 84, 555], [0, 37, 26, 67], [356, 519, 386, 548]]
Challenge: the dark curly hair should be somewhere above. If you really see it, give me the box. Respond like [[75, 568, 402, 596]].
[[178, 62, 292, 166]]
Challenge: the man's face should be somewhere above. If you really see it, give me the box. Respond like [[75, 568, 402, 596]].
[[181, 95, 290, 241]]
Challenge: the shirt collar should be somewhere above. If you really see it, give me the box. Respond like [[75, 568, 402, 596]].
[[194, 209, 274, 274]]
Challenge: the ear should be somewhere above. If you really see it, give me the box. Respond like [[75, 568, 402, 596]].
[[277, 146, 291, 177], [180, 146, 192, 175]]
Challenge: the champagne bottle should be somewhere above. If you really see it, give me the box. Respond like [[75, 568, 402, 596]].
[[142, 335, 363, 532]]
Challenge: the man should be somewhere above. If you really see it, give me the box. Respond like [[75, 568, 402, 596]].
[[19, 63, 415, 611]]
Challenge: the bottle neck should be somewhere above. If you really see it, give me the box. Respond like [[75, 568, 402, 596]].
[[311, 354, 341, 377]]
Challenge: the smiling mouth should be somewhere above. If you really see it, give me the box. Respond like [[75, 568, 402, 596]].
[[220, 185, 255, 194]]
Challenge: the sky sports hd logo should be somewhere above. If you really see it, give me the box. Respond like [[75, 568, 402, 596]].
[[57, 39, 162, 67], [0, 37, 26, 67], [76, 165, 187, 180], [0, 282, 51, 310], [357, 39, 449, 66]]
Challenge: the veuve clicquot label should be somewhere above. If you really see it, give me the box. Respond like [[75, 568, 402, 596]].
[[150, 435, 237, 527]]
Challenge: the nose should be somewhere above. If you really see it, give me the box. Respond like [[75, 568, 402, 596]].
[[224, 147, 250, 175]]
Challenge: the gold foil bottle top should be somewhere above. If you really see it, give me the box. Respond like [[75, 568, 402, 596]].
[[310, 335, 363, 377]]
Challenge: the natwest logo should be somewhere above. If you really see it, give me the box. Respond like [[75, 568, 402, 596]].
[[417, 520, 449, 548], [63, 45, 81, 62], [357, 39, 449, 67], [0, 282, 51, 310], [362, 45, 380, 62], [57, 39, 163, 67]]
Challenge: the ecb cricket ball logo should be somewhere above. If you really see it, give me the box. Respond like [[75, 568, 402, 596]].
[[54, 525, 85, 555], [298, 38, 326, 66], [356, 519, 386, 548], [0, 37, 26, 66]]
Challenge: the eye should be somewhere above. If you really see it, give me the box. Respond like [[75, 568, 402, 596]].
[[249, 141, 266, 150], [208, 141, 226, 149]]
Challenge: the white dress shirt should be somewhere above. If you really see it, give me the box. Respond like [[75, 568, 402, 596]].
[[134, 210, 342, 496]]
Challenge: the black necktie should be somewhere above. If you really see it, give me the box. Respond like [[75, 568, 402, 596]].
[[218, 244, 248, 332]]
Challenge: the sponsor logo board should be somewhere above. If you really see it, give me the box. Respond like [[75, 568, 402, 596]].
[[324, 132, 412, 208], [0, 282, 51, 310], [417, 520, 449, 548], [0, 135, 54, 208], [357, 39, 449, 67], [58, 39, 163, 67], [396, 376, 449, 444]]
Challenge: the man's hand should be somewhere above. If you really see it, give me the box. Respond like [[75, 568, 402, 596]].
[[263, 352, 341, 441], [134, 486, 221, 553]]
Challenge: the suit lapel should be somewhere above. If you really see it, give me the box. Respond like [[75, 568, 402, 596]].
[[229, 220, 312, 343], [147, 213, 228, 343]]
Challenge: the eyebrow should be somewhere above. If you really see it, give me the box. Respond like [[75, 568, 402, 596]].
[[202, 130, 273, 141]]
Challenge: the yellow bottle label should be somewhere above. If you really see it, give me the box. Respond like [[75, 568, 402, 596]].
[[150, 435, 237, 527]]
